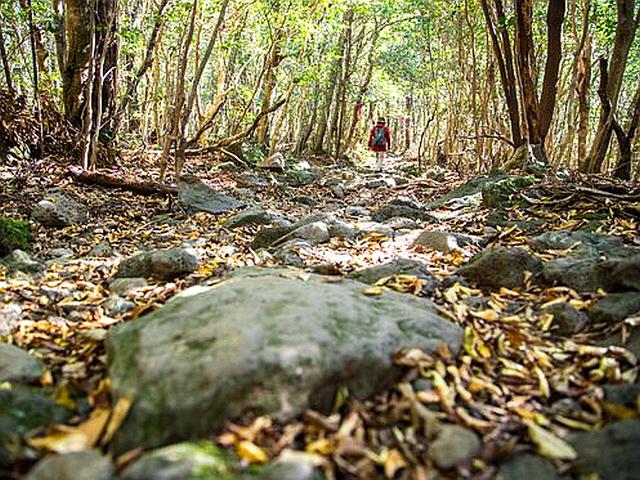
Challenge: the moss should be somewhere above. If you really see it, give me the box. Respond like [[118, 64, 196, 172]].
[[482, 176, 537, 209], [428, 170, 508, 208], [0, 218, 31, 257]]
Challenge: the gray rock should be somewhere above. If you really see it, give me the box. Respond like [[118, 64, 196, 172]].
[[388, 196, 425, 211], [588, 292, 640, 324], [273, 241, 311, 267], [26, 450, 113, 480], [106, 269, 463, 452], [372, 204, 435, 223], [0, 343, 43, 383], [352, 222, 394, 238], [275, 222, 330, 247], [248, 460, 321, 480], [251, 214, 348, 250], [386, 217, 421, 230], [542, 302, 589, 335], [345, 206, 370, 218], [116, 248, 199, 281], [178, 175, 246, 214], [569, 420, 640, 480], [603, 383, 640, 407], [252, 226, 294, 250], [542, 253, 640, 293], [236, 172, 270, 188], [50, 248, 74, 258], [330, 184, 346, 199], [119, 442, 229, 480], [31, 193, 88, 227], [292, 195, 318, 207], [283, 169, 319, 187], [365, 177, 396, 189], [104, 295, 135, 316], [348, 258, 437, 289], [457, 247, 543, 289], [109, 278, 148, 296], [0, 303, 21, 336], [259, 152, 285, 171], [495, 453, 560, 480], [1, 249, 43, 274], [428, 424, 480, 469], [89, 241, 114, 258], [412, 230, 459, 253], [0, 386, 70, 437], [225, 207, 291, 229], [528, 231, 624, 256]]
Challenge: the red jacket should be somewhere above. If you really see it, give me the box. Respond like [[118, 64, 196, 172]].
[[369, 123, 391, 152]]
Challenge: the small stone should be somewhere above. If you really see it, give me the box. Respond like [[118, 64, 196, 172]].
[[412, 230, 459, 253], [89, 242, 114, 258], [225, 207, 291, 229], [178, 175, 245, 214], [385, 217, 421, 230], [587, 292, 640, 324], [276, 222, 330, 247], [348, 258, 438, 293], [104, 295, 135, 316], [330, 184, 346, 199], [569, 420, 640, 480], [457, 246, 543, 289], [259, 152, 286, 171], [26, 449, 114, 480], [116, 248, 199, 281], [292, 195, 317, 207], [31, 193, 88, 227], [429, 424, 480, 469], [119, 442, 229, 480], [109, 278, 148, 296], [495, 453, 560, 480], [365, 177, 396, 189], [50, 248, 74, 258], [0, 344, 43, 384], [542, 302, 589, 335], [2, 250, 44, 274], [78, 329, 108, 342], [0, 303, 21, 336]]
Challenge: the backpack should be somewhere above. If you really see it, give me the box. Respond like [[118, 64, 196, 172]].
[[372, 126, 386, 147]]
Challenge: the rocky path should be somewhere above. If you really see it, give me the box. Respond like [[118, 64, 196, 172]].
[[1, 154, 639, 479]]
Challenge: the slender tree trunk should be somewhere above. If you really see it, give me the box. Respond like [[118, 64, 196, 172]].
[[583, 0, 639, 172], [0, 24, 11, 90]]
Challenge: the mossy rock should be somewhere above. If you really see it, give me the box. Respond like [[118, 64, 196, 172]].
[[481, 176, 537, 209], [428, 170, 508, 208], [0, 218, 31, 257]]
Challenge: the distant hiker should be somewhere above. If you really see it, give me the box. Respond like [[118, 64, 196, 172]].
[[369, 117, 391, 171]]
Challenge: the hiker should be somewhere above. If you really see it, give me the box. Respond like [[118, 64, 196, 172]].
[[368, 117, 391, 171]]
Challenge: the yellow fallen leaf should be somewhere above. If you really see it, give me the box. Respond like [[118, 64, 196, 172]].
[[306, 438, 334, 455], [101, 395, 134, 446], [77, 407, 111, 447], [28, 427, 88, 454], [526, 420, 576, 460], [362, 286, 384, 296], [470, 309, 499, 321], [237, 440, 268, 464], [384, 448, 407, 478]]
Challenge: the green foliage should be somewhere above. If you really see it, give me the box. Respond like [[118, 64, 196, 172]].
[[0, 218, 32, 257]]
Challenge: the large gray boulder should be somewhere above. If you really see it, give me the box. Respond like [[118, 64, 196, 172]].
[[569, 420, 640, 480], [457, 247, 543, 289], [106, 268, 462, 452], [587, 292, 640, 324], [116, 248, 198, 281], [31, 193, 88, 227], [178, 175, 245, 214], [0, 344, 43, 383]]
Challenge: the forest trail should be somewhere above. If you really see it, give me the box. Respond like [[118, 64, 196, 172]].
[[1, 152, 639, 480]]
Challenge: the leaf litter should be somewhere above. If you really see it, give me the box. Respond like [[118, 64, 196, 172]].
[[1, 155, 639, 478]]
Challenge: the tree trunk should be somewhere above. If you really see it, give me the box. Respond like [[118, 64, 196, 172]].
[[583, 0, 639, 172]]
